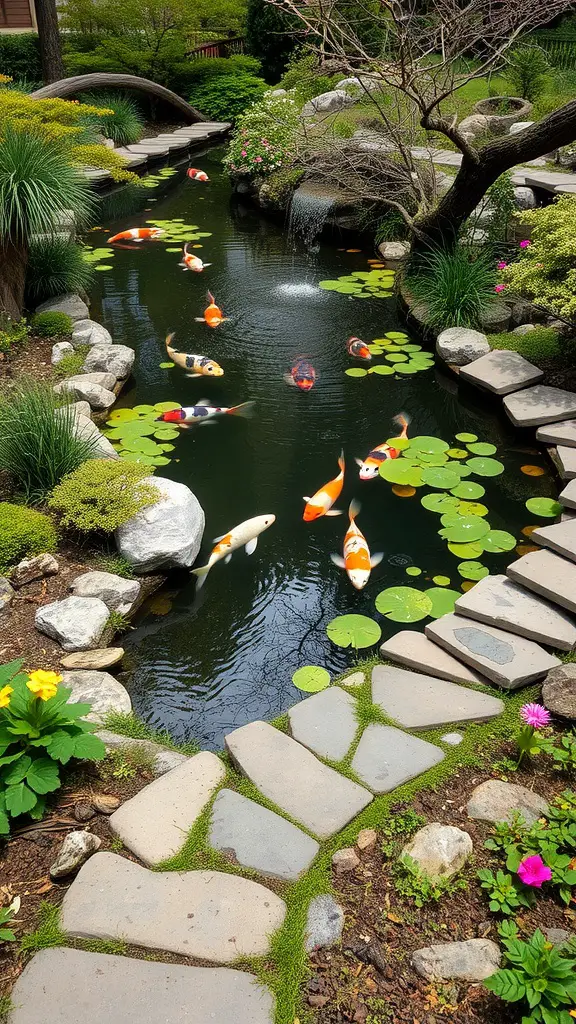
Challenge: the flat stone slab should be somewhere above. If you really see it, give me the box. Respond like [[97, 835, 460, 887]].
[[351, 724, 445, 793], [533, 518, 576, 563], [8, 947, 275, 1024], [379, 630, 486, 684], [555, 445, 576, 479], [110, 751, 225, 864], [503, 385, 576, 427], [507, 549, 576, 615], [454, 574, 576, 651], [113, 147, 148, 167], [126, 142, 169, 155], [459, 349, 543, 395], [536, 418, 576, 448], [288, 686, 357, 760], [62, 670, 131, 723], [225, 721, 372, 839], [425, 613, 560, 689], [371, 664, 503, 729], [559, 479, 576, 509], [412, 939, 501, 981], [60, 647, 124, 670], [154, 134, 191, 149], [61, 852, 286, 961], [209, 789, 319, 880]]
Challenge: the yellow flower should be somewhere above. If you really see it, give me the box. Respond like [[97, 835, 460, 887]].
[[569, 1011, 576, 1019], [0, 685, 13, 709], [26, 669, 62, 702]]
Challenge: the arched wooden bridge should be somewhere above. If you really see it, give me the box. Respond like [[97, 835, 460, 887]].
[[31, 73, 206, 123]]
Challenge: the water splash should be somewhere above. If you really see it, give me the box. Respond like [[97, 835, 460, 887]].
[[288, 185, 335, 249], [273, 282, 322, 299]]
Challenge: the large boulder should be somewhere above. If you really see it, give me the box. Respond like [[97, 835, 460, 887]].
[[71, 320, 113, 348], [302, 89, 356, 117], [72, 413, 119, 460], [436, 327, 490, 366], [542, 663, 576, 720], [467, 779, 548, 825], [401, 824, 473, 879], [336, 76, 381, 95], [513, 186, 537, 210], [84, 344, 135, 380], [412, 939, 501, 981], [35, 293, 89, 322], [459, 114, 490, 141], [61, 670, 132, 723], [115, 476, 205, 573], [69, 571, 140, 614], [35, 596, 110, 651], [54, 378, 116, 411], [67, 371, 117, 390]]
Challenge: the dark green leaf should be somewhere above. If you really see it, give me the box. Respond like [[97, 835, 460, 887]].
[[26, 758, 60, 795], [45, 730, 76, 764], [72, 733, 107, 761], [2, 754, 32, 784], [485, 969, 526, 1001], [5, 782, 38, 817]]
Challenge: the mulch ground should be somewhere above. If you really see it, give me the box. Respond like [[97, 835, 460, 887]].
[[0, 334, 61, 385]]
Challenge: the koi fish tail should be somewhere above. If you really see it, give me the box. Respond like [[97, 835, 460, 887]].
[[206, 290, 215, 305], [183, 242, 190, 256], [338, 449, 345, 475], [226, 401, 256, 419], [192, 563, 211, 589], [348, 498, 361, 521], [392, 412, 411, 438], [165, 332, 177, 357]]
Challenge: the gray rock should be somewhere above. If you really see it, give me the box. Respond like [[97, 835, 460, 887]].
[[332, 847, 360, 873], [302, 89, 356, 116], [35, 596, 110, 651], [351, 724, 445, 794], [67, 371, 117, 390], [7, 947, 275, 1024], [10, 553, 59, 588], [72, 413, 119, 460], [460, 349, 543, 396], [336, 75, 381, 94], [341, 671, 365, 687], [425, 613, 560, 689], [0, 577, 14, 615], [538, 419, 576, 449], [459, 114, 490, 140], [357, 828, 378, 850], [288, 686, 358, 761], [504, 385, 576, 427], [441, 732, 463, 746], [69, 570, 140, 613], [533, 518, 576, 562], [305, 895, 344, 952], [269, 88, 287, 96], [62, 670, 131, 723], [436, 327, 490, 366], [480, 303, 512, 333], [467, 779, 548, 824], [61, 647, 124, 670], [379, 630, 485, 684], [225, 721, 372, 839], [401, 824, 473, 879], [71, 320, 112, 348], [507, 549, 576, 615], [35, 292, 89, 322], [111, 752, 225, 865], [543, 927, 572, 945], [84, 343, 135, 379], [560, 479, 576, 508], [454, 574, 576, 651], [555, 445, 576, 480], [51, 340, 74, 365], [95, 729, 187, 777], [115, 476, 204, 573], [542, 663, 576, 719], [91, 793, 121, 814], [377, 240, 410, 267], [371, 664, 503, 730], [61, 852, 287, 961], [509, 121, 535, 135], [54, 378, 116, 411], [412, 939, 501, 981], [50, 830, 101, 879], [70, 400, 91, 418], [513, 185, 537, 209], [513, 323, 538, 334]]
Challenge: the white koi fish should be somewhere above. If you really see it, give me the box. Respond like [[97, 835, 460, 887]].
[[192, 514, 275, 588]]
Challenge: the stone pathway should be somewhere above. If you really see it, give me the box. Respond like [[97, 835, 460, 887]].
[[371, 664, 503, 728], [81, 122, 231, 183], [454, 573, 576, 650], [503, 385, 576, 427], [533, 518, 576, 562], [537, 419, 576, 447], [507, 548, 576, 614], [459, 349, 543, 395]]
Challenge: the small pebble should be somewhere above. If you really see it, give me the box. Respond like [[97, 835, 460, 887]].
[[92, 793, 121, 815], [332, 847, 360, 873], [357, 828, 378, 851], [74, 800, 96, 822]]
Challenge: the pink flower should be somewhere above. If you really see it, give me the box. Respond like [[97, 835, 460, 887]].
[[520, 703, 551, 729], [517, 854, 552, 888], [497, 261, 508, 270], [255, 156, 262, 162], [241, 150, 247, 157], [519, 239, 531, 248], [495, 284, 507, 292]]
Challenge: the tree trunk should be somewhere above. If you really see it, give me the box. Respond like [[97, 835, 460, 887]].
[[0, 241, 28, 321], [35, 0, 64, 84]]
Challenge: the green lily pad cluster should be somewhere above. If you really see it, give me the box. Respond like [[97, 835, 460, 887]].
[[525, 496, 563, 518], [319, 269, 395, 299], [82, 245, 115, 271], [103, 402, 182, 468], [375, 584, 461, 622], [145, 218, 212, 248], [326, 614, 381, 649], [345, 333, 435, 379], [292, 666, 331, 693], [139, 167, 177, 189]]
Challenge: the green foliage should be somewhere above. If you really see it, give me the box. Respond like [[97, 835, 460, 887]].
[[224, 90, 300, 177], [106, 610, 130, 636], [101, 744, 155, 780], [90, 552, 135, 578], [263, 166, 304, 207], [26, 237, 94, 305], [0, 661, 106, 833], [504, 45, 551, 102], [102, 709, 200, 756], [245, 0, 298, 82], [191, 72, 266, 123], [52, 346, 89, 380], [374, 209, 410, 243], [0, 34, 41, 82], [30, 312, 73, 338], [79, 91, 144, 145], [488, 327, 561, 363], [19, 902, 64, 953], [540, 732, 576, 773], [181, 54, 262, 89], [477, 867, 535, 915], [481, 171, 517, 243], [49, 458, 160, 533], [0, 504, 57, 575], [0, 380, 98, 500], [0, 897, 20, 942], [380, 808, 425, 856], [502, 197, 576, 318], [407, 245, 499, 330], [279, 50, 335, 102], [0, 313, 28, 354], [484, 927, 576, 1023], [394, 853, 467, 907]]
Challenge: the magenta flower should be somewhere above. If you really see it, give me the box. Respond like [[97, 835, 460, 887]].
[[497, 261, 508, 270], [517, 854, 552, 888], [519, 239, 531, 248], [495, 284, 507, 292], [520, 703, 551, 729], [241, 150, 247, 157], [255, 156, 262, 162]]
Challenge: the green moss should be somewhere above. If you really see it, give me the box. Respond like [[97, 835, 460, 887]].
[[270, 712, 289, 733], [487, 327, 561, 363], [0, 996, 13, 1023], [102, 710, 200, 757], [19, 902, 64, 954], [264, 167, 305, 208], [0, 502, 58, 576], [52, 345, 89, 380], [30, 311, 73, 337], [80, 938, 127, 956]]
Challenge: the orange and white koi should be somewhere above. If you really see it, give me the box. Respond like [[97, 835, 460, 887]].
[[107, 227, 164, 243], [346, 336, 371, 360], [330, 500, 383, 590], [356, 413, 410, 480], [284, 357, 316, 391], [179, 242, 211, 273], [195, 291, 228, 328], [187, 167, 209, 182], [303, 450, 345, 521], [156, 401, 255, 426], [192, 514, 275, 589], [165, 333, 223, 378]]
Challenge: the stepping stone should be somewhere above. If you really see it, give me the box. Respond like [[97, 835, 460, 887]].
[[225, 721, 372, 839], [113, 147, 148, 167], [8, 947, 275, 1024], [60, 647, 124, 670], [459, 349, 543, 395], [555, 445, 576, 479], [209, 789, 319, 880], [351, 724, 445, 793], [559, 479, 576, 509], [503, 385, 576, 427], [379, 630, 485, 684], [425, 614, 560, 688], [507, 548, 576, 615], [110, 751, 225, 864], [83, 168, 112, 183], [62, 670, 131, 723], [96, 729, 187, 777], [288, 687, 358, 760], [126, 143, 170, 156], [371, 665, 503, 729], [150, 135, 190, 150], [533, 518, 576, 564], [61, 852, 286, 961], [536, 419, 576, 448], [454, 573, 576, 651]]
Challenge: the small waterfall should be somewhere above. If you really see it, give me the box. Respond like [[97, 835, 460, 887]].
[[288, 184, 335, 249]]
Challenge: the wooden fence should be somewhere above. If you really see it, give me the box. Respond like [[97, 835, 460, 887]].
[[188, 36, 245, 60]]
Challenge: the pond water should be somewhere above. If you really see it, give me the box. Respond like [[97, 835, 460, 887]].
[[87, 147, 557, 750]]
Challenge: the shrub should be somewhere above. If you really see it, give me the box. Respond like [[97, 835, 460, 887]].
[[488, 327, 561, 362], [191, 72, 267, 123], [0, 314, 28, 354], [30, 312, 74, 338], [406, 245, 499, 330], [0, 381, 98, 500], [279, 50, 336, 103], [484, 927, 576, 1022], [224, 91, 300, 178], [49, 459, 160, 533], [52, 345, 89, 380], [0, 34, 41, 82], [245, 0, 298, 82], [504, 44, 550, 102], [79, 91, 144, 145], [25, 237, 94, 306], [500, 197, 576, 319], [264, 166, 305, 207], [0, 504, 58, 575]]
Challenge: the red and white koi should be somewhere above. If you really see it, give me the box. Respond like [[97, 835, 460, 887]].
[[107, 227, 164, 243], [195, 291, 228, 328], [192, 514, 275, 588], [156, 402, 255, 426], [346, 336, 371, 360], [303, 450, 345, 521], [330, 500, 383, 590], [187, 167, 209, 182], [179, 242, 211, 273], [165, 333, 224, 378], [356, 413, 410, 480]]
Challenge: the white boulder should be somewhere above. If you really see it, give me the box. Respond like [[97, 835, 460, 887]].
[[302, 89, 356, 117], [84, 344, 135, 379], [69, 571, 140, 613], [35, 596, 110, 651], [71, 319, 113, 348], [51, 341, 74, 365], [54, 378, 116, 411], [35, 293, 89, 322], [115, 476, 205, 573], [401, 824, 473, 879], [436, 327, 490, 366]]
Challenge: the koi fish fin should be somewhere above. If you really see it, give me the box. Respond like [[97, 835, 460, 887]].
[[227, 401, 255, 419], [325, 509, 343, 517], [370, 552, 384, 568], [206, 290, 215, 304], [183, 242, 190, 256], [245, 538, 258, 555], [354, 457, 364, 467], [392, 411, 411, 437], [192, 564, 210, 588], [330, 553, 346, 569], [303, 496, 311, 503], [338, 449, 345, 474], [186, 373, 202, 378], [198, 419, 218, 426], [165, 332, 176, 351], [349, 498, 361, 519], [202, 263, 212, 269], [194, 317, 205, 322], [224, 554, 232, 564], [284, 373, 297, 386]]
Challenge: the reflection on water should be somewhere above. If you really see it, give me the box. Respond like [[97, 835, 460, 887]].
[[87, 149, 556, 749]]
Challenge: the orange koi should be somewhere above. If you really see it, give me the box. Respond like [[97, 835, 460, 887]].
[[284, 357, 316, 391], [107, 227, 164, 243], [187, 167, 209, 182], [303, 450, 345, 522], [195, 291, 228, 328], [179, 242, 211, 273], [356, 413, 410, 480], [346, 336, 371, 360], [330, 500, 383, 590]]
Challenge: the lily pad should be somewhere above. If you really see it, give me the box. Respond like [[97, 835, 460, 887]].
[[154, 401, 182, 412], [447, 541, 484, 558], [420, 466, 461, 490], [480, 530, 517, 553], [379, 461, 423, 487], [375, 586, 433, 623], [159, 361, 175, 369], [345, 367, 368, 377], [369, 365, 394, 375], [154, 428, 180, 441], [467, 442, 497, 456], [386, 332, 409, 340], [408, 436, 450, 454], [446, 448, 468, 459], [466, 456, 505, 478], [405, 566, 422, 576], [292, 666, 331, 693], [455, 501, 489, 517], [392, 484, 416, 497], [424, 587, 460, 618], [525, 497, 563, 518], [386, 436, 410, 450], [432, 575, 450, 586], [455, 432, 478, 443], [394, 363, 420, 374], [421, 493, 460, 514], [326, 614, 381, 649], [458, 561, 490, 581], [108, 408, 138, 423], [439, 516, 491, 544], [450, 481, 486, 500], [133, 405, 155, 414], [385, 353, 408, 363]]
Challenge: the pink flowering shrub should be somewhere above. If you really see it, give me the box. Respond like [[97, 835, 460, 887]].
[[224, 91, 300, 179]]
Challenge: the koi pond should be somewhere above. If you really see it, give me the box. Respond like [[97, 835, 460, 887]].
[[86, 147, 559, 749]]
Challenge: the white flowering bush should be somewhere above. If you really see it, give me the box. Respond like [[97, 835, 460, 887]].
[[223, 91, 301, 179]]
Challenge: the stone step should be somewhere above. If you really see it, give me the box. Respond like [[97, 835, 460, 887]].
[[351, 724, 445, 793], [559, 479, 576, 509], [425, 613, 560, 688], [96, 728, 187, 777], [209, 789, 319, 881], [454, 573, 576, 651], [126, 142, 170, 156], [507, 548, 576, 615], [536, 419, 576, 448], [61, 852, 286, 961], [113, 147, 148, 167], [225, 721, 372, 839], [554, 445, 576, 479], [288, 686, 358, 761], [503, 385, 576, 427], [533, 517, 576, 563], [8, 947, 274, 1024], [525, 171, 576, 192], [147, 135, 190, 150], [371, 664, 504, 729], [459, 349, 543, 395], [110, 751, 225, 864], [379, 630, 487, 684]]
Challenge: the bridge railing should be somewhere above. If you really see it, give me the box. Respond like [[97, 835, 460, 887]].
[[188, 36, 245, 60]]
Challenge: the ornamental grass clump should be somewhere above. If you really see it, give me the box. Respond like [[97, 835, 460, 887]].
[[26, 237, 94, 305], [79, 91, 144, 146], [406, 245, 498, 330], [49, 459, 160, 533]]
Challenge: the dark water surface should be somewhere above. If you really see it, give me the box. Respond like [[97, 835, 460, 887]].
[[87, 148, 555, 749]]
